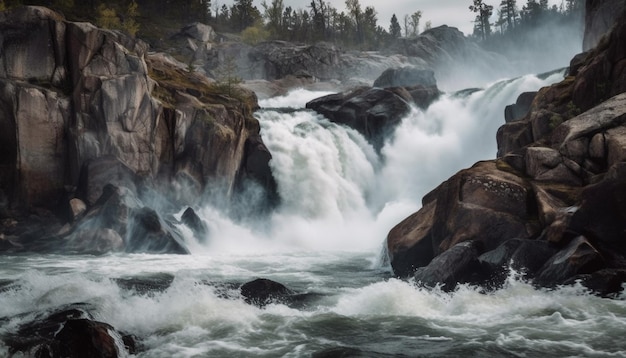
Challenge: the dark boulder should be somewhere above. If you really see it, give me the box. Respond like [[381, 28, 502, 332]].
[[306, 87, 413, 151], [564, 269, 626, 297], [53, 319, 122, 358], [535, 236, 606, 287], [126, 207, 189, 254], [413, 241, 484, 291], [181, 207, 209, 243], [3, 305, 135, 358], [504, 91, 537, 123], [240, 278, 293, 307]]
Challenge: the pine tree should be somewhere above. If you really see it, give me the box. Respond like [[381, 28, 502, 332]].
[[389, 14, 401, 38]]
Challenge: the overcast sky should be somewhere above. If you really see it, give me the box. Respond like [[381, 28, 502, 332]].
[[215, 0, 566, 36]]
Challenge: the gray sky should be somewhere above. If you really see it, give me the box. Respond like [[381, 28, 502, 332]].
[[215, 0, 566, 36]]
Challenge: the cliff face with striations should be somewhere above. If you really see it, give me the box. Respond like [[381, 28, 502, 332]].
[[0, 6, 276, 254], [386, 2, 626, 295]]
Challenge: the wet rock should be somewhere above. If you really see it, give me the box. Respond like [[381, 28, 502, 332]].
[[565, 268, 626, 297], [181, 207, 209, 243], [570, 163, 626, 251], [126, 207, 189, 254], [505, 91, 537, 123], [306, 87, 412, 151], [240, 278, 293, 307], [413, 241, 484, 291], [52, 319, 122, 358], [386, 200, 436, 277], [536, 236, 606, 286]]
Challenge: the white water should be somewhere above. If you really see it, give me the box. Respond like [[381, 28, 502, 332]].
[[3, 71, 626, 357]]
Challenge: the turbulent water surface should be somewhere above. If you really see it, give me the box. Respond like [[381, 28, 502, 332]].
[[2, 73, 626, 357]]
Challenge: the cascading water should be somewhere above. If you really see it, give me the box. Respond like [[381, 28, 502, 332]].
[[2, 73, 626, 357]]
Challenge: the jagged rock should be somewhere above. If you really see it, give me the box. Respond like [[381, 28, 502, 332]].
[[373, 67, 436, 88], [240, 278, 293, 307], [565, 268, 626, 297], [387, 1, 626, 292], [413, 241, 484, 291], [505, 92, 537, 123], [126, 207, 189, 254], [478, 238, 557, 284], [387, 161, 539, 279], [0, 6, 277, 252], [306, 87, 413, 151], [570, 163, 626, 251], [535, 236, 605, 286], [181, 207, 209, 243]]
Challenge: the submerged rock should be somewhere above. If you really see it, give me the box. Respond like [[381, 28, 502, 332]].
[[240, 278, 293, 307]]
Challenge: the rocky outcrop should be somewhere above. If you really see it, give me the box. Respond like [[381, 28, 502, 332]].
[[306, 68, 440, 151], [0, 6, 277, 254], [387, 5, 626, 295], [306, 87, 413, 151]]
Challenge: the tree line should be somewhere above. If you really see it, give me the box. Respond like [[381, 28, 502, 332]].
[[214, 0, 429, 49], [470, 0, 584, 41]]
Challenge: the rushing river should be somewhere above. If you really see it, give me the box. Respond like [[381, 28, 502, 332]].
[[2, 72, 626, 357]]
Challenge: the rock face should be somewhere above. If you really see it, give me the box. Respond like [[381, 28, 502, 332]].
[[0, 6, 277, 254], [583, 0, 626, 51], [387, 5, 626, 295]]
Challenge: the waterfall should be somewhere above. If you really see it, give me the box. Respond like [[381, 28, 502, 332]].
[[187, 70, 566, 254]]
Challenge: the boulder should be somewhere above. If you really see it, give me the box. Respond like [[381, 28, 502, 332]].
[[3, 305, 135, 358], [53, 319, 123, 358], [386, 200, 436, 277], [413, 241, 484, 291], [306, 87, 413, 151], [504, 91, 537, 123], [181, 207, 209, 243], [387, 161, 540, 279], [126, 207, 189, 254], [240, 278, 293, 307], [535, 236, 606, 286]]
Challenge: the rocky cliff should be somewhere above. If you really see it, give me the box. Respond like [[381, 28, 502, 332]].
[[386, 2, 626, 295], [0, 6, 276, 254]]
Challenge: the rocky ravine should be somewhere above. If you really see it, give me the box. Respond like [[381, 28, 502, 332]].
[[0, 6, 277, 254], [387, 2, 626, 296]]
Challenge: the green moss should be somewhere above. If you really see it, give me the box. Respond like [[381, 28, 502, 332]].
[[549, 114, 563, 129]]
